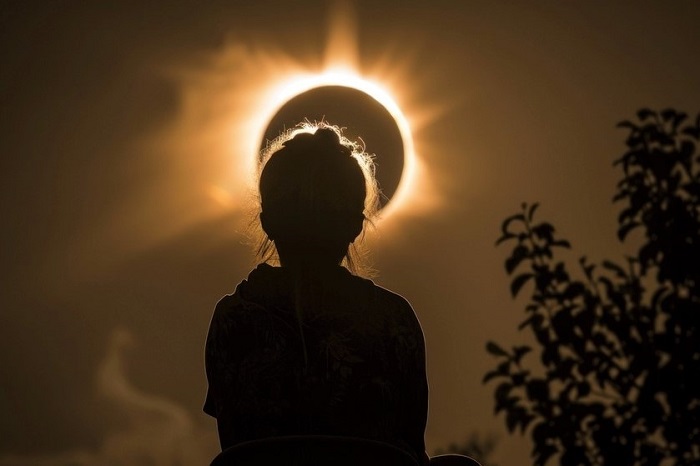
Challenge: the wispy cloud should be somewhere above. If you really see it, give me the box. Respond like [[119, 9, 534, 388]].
[[0, 328, 218, 466]]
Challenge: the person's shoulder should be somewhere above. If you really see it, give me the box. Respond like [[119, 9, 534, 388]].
[[209, 291, 241, 330], [213, 264, 279, 309], [211, 293, 237, 318], [210, 275, 260, 322], [361, 279, 425, 344], [373, 282, 414, 311], [344, 272, 415, 313]]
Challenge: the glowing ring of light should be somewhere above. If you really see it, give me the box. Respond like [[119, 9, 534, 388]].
[[251, 69, 416, 220]]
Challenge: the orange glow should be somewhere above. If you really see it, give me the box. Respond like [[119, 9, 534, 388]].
[[165, 1, 440, 242], [253, 71, 417, 220]]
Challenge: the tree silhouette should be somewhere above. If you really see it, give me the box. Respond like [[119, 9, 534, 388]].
[[484, 109, 700, 466]]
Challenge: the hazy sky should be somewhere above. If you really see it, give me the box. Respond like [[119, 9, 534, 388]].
[[2, 1, 699, 465]]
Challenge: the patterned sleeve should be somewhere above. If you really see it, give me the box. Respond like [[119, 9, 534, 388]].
[[408, 323, 429, 465], [408, 305, 430, 465], [203, 294, 237, 418], [390, 294, 430, 465]]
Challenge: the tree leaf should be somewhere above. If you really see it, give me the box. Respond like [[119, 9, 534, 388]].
[[672, 111, 688, 129], [660, 108, 676, 122], [510, 273, 534, 297], [617, 221, 641, 241], [551, 239, 571, 249], [532, 222, 555, 242], [602, 260, 627, 278], [500, 213, 526, 239], [506, 409, 520, 433], [495, 233, 515, 246], [616, 120, 637, 130], [518, 316, 534, 330], [505, 245, 530, 274], [486, 341, 509, 357], [528, 202, 540, 221], [637, 108, 655, 121], [494, 382, 514, 414], [482, 370, 502, 384], [562, 282, 586, 300], [513, 345, 532, 364]]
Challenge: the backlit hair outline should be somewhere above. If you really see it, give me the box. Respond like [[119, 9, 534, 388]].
[[254, 121, 380, 276]]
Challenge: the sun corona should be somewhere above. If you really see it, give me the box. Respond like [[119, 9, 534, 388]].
[[252, 69, 416, 220], [190, 4, 438, 227]]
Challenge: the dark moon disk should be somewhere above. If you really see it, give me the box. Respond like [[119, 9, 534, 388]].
[[260, 86, 405, 208]]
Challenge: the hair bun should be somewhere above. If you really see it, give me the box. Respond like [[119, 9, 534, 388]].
[[282, 126, 349, 159], [313, 127, 342, 146]]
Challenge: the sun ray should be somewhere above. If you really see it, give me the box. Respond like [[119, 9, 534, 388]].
[[69, 2, 445, 279], [325, 0, 359, 71], [245, 4, 440, 225], [152, 1, 442, 248]]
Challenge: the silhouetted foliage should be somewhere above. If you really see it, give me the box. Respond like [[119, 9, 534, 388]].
[[435, 432, 499, 466], [485, 109, 700, 465]]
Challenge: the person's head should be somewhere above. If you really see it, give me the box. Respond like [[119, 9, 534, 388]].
[[255, 123, 379, 275]]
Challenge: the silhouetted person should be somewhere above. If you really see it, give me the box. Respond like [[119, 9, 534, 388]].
[[204, 125, 458, 465]]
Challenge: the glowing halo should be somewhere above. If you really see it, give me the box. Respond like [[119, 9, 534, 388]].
[[125, 2, 441, 255], [251, 69, 416, 221]]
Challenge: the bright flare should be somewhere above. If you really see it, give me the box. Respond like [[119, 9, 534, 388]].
[[164, 1, 439, 236], [253, 70, 416, 220]]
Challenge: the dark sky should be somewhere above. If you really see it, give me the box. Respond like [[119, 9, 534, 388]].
[[2, 1, 699, 465]]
